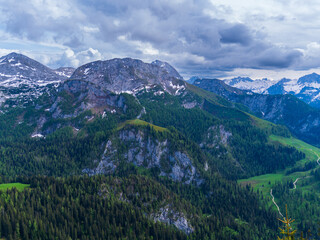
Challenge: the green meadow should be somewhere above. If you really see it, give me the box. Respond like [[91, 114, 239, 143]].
[[0, 183, 30, 192], [239, 135, 320, 197], [118, 119, 168, 132]]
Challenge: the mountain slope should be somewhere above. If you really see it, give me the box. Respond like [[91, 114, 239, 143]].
[[54, 67, 75, 78], [193, 78, 320, 146]]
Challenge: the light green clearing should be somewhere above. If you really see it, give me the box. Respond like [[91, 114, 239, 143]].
[[118, 119, 168, 132], [269, 135, 320, 165], [239, 135, 320, 197], [0, 183, 30, 192]]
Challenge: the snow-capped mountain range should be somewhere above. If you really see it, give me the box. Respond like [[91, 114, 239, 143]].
[[224, 77, 274, 94], [222, 74, 320, 108]]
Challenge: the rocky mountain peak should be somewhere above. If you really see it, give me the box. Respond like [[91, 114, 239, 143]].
[[227, 77, 254, 85], [297, 73, 320, 84], [70, 57, 186, 95], [0, 52, 52, 73], [151, 60, 183, 80], [0, 52, 67, 86]]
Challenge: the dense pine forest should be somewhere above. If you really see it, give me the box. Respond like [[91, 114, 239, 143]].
[[0, 175, 280, 240]]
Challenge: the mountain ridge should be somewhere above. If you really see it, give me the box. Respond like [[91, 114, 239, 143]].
[[220, 73, 320, 108]]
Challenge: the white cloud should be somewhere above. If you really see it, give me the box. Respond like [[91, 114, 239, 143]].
[[56, 48, 102, 68]]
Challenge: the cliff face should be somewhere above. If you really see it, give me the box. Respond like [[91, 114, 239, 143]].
[[84, 127, 203, 185]]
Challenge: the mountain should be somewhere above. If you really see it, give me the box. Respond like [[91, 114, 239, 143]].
[[151, 60, 183, 80], [69, 58, 186, 95], [193, 77, 320, 146], [187, 76, 201, 84], [0, 52, 70, 107], [0, 52, 65, 87], [224, 76, 275, 94], [0, 55, 310, 239]]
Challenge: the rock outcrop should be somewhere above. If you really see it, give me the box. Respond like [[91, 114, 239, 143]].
[[84, 128, 203, 185], [152, 205, 194, 234]]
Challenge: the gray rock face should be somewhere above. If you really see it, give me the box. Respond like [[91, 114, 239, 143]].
[[152, 205, 194, 234], [70, 58, 186, 96], [50, 80, 128, 119], [201, 125, 232, 148], [151, 60, 183, 80], [85, 128, 202, 184], [182, 101, 198, 109]]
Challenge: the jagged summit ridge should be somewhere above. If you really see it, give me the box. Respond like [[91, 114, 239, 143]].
[[224, 77, 274, 94], [0, 52, 72, 107], [70, 58, 186, 95]]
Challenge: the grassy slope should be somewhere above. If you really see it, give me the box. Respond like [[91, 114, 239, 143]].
[[0, 183, 30, 192], [239, 135, 320, 197], [118, 119, 168, 132]]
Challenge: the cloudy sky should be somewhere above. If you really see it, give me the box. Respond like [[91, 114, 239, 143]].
[[1, 0, 320, 80]]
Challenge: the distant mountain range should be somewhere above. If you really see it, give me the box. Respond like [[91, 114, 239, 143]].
[[217, 74, 320, 108]]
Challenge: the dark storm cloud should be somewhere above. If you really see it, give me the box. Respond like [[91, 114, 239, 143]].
[[257, 48, 303, 68], [219, 24, 252, 45], [0, 0, 306, 74]]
